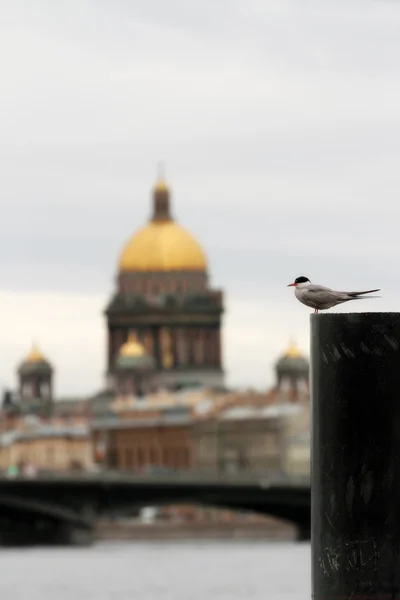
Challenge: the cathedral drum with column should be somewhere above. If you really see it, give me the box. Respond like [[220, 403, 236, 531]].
[[105, 174, 225, 390]]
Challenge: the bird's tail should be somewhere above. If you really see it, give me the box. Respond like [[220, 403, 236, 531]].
[[349, 295, 381, 300], [347, 289, 381, 298]]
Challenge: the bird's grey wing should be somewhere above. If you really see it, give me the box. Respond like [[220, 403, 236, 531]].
[[306, 284, 333, 293], [302, 286, 342, 306]]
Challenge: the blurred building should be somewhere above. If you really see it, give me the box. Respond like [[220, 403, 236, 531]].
[[91, 387, 217, 470], [105, 174, 225, 390], [90, 340, 311, 479], [275, 342, 310, 477], [192, 403, 285, 475], [0, 173, 312, 481], [0, 339, 310, 476], [92, 411, 193, 471], [192, 341, 310, 477], [0, 422, 91, 472]]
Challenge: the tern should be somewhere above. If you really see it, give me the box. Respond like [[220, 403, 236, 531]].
[[287, 276, 381, 314]]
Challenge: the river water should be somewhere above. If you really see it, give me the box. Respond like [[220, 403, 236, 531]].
[[0, 540, 310, 599]]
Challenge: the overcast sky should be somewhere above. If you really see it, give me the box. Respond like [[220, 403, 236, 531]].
[[1, 0, 400, 396]]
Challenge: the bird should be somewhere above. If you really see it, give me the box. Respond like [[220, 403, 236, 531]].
[[287, 276, 381, 314]]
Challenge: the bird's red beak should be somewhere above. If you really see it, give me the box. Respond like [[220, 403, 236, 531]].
[[287, 283, 297, 287]]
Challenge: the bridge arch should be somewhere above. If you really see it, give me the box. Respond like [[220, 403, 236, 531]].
[[0, 474, 311, 544]]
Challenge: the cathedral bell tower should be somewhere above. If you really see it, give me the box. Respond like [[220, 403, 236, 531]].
[[275, 341, 309, 400], [17, 343, 54, 415]]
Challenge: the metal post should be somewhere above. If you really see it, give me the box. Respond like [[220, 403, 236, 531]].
[[311, 313, 400, 600]]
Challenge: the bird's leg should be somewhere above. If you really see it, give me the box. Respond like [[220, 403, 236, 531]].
[[314, 308, 319, 314]]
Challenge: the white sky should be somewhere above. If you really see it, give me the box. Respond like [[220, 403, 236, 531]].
[[1, 0, 400, 396]]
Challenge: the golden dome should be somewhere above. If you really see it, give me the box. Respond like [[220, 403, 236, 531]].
[[25, 343, 48, 364], [119, 333, 147, 358], [284, 341, 304, 359], [119, 220, 207, 272], [119, 173, 207, 272]]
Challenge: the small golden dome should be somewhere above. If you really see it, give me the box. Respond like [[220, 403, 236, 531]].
[[119, 333, 147, 358], [119, 220, 207, 272], [25, 343, 47, 364], [284, 341, 304, 359]]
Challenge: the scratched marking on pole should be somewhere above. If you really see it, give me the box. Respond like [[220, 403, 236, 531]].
[[383, 334, 400, 350], [340, 343, 355, 358], [319, 545, 340, 576], [324, 511, 335, 530], [321, 338, 400, 362], [319, 539, 379, 579]]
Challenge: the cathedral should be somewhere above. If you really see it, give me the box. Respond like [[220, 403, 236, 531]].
[[105, 174, 225, 393], [0, 172, 311, 483]]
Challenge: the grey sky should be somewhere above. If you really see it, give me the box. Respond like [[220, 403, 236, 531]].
[[1, 0, 400, 395]]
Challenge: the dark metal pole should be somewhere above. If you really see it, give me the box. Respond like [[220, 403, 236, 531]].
[[311, 313, 400, 600]]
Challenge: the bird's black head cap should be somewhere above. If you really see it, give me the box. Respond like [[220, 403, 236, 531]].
[[294, 276, 311, 284]]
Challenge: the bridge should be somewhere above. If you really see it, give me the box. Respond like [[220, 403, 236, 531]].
[[0, 472, 311, 546]]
